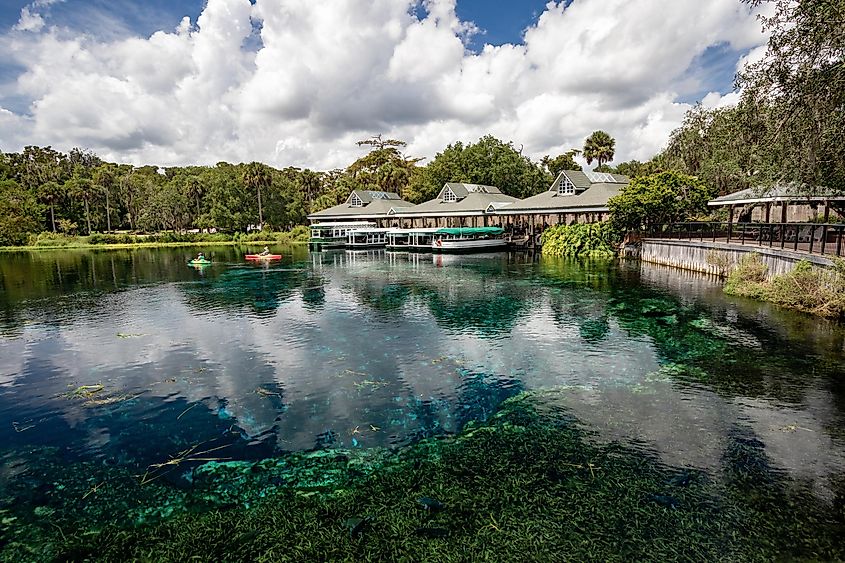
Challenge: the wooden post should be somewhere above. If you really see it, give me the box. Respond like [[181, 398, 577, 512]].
[[781, 202, 788, 223], [764, 203, 771, 223], [824, 201, 830, 223], [727, 205, 734, 243]]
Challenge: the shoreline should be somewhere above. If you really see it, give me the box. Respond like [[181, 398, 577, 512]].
[[0, 240, 308, 252]]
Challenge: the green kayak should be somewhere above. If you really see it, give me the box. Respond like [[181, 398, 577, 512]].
[[188, 259, 212, 266]]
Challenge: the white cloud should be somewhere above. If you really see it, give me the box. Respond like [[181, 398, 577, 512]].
[[12, 0, 65, 33], [0, 0, 769, 169]]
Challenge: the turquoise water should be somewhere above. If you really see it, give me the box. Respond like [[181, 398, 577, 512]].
[[0, 247, 844, 560]]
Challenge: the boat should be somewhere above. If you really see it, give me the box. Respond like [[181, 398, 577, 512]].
[[346, 228, 391, 248], [432, 227, 506, 252], [245, 254, 282, 261], [309, 222, 376, 250], [386, 228, 440, 252], [188, 258, 212, 266]]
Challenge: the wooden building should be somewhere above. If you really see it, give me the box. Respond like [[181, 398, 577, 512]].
[[307, 171, 630, 247]]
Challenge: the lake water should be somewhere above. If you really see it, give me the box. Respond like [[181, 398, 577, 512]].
[[1, 246, 844, 560]]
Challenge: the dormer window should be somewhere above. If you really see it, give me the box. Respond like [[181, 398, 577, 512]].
[[350, 193, 363, 207], [557, 176, 575, 196], [443, 188, 457, 202]]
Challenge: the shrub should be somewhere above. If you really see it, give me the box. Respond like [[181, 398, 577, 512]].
[[28, 232, 82, 247], [724, 254, 845, 318], [705, 250, 733, 278], [724, 253, 769, 299], [540, 222, 618, 258], [289, 225, 309, 242], [768, 259, 845, 318]]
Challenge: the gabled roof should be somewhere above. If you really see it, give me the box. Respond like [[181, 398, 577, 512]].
[[500, 170, 629, 213], [504, 183, 623, 212], [308, 189, 414, 219], [440, 183, 502, 199], [352, 190, 404, 203], [397, 183, 518, 216]]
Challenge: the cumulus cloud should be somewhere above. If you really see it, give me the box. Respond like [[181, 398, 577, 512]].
[[13, 0, 65, 33], [0, 0, 768, 169]]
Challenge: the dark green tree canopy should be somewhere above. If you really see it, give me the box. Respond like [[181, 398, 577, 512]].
[[541, 150, 582, 178], [608, 171, 715, 232], [420, 135, 550, 200], [737, 0, 845, 194]]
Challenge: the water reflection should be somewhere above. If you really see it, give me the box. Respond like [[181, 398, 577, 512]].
[[0, 248, 843, 503]]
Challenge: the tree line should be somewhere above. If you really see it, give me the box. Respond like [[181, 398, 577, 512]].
[[0, 132, 615, 246]]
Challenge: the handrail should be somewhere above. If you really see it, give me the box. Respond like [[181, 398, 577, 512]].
[[643, 222, 845, 258]]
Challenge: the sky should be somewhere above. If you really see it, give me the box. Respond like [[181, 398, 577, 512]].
[[0, 0, 770, 170]]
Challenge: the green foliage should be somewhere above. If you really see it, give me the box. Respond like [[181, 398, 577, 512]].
[[659, 1, 844, 197], [611, 159, 663, 179], [608, 171, 715, 232], [26, 231, 83, 247], [0, 179, 41, 246], [725, 254, 845, 318], [662, 104, 779, 196], [583, 130, 616, 169], [737, 0, 845, 194], [420, 135, 551, 199], [724, 254, 770, 299], [541, 150, 581, 178], [540, 222, 618, 258], [347, 134, 422, 199]]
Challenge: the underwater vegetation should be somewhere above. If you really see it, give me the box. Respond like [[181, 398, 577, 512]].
[[2, 392, 842, 562]]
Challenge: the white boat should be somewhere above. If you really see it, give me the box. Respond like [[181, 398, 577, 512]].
[[309, 222, 375, 250], [431, 227, 507, 253], [346, 228, 391, 248], [386, 227, 441, 251]]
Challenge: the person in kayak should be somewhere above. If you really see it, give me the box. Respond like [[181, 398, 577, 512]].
[[259, 246, 270, 256], [196, 252, 206, 261]]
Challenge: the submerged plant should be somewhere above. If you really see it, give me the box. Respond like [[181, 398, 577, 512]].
[[4, 392, 839, 562]]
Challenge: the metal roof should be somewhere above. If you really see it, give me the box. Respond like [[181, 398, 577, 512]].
[[397, 183, 518, 216], [503, 182, 623, 213], [708, 185, 845, 206], [308, 192, 414, 219]]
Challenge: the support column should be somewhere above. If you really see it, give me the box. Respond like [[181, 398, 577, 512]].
[[764, 203, 771, 223], [781, 202, 788, 223], [727, 205, 734, 243]]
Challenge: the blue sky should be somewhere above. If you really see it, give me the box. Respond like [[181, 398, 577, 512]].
[[0, 0, 766, 168], [1, 0, 555, 46]]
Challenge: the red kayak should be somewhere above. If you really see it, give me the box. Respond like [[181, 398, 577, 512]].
[[245, 254, 282, 260]]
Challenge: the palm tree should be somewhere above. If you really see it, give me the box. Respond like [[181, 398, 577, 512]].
[[38, 181, 62, 232], [242, 162, 272, 229], [583, 131, 616, 169], [68, 177, 94, 234], [184, 176, 204, 229], [93, 165, 115, 232]]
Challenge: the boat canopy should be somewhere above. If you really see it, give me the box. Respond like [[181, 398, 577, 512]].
[[435, 227, 504, 236]]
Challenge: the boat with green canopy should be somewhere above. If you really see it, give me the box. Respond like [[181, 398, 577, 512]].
[[432, 227, 506, 252]]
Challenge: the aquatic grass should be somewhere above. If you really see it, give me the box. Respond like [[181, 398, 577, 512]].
[[4, 392, 840, 562]]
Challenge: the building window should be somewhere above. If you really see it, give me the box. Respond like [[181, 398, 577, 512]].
[[557, 176, 575, 196], [443, 188, 457, 202], [350, 193, 363, 207]]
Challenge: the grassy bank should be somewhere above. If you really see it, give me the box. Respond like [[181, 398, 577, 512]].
[[724, 253, 845, 318], [0, 226, 310, 252]]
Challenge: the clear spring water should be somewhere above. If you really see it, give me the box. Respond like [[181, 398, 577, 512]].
[[0, 246, 844, 557]]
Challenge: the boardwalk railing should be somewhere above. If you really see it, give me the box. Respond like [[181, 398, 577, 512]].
[[645, 222, 845, 258]]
